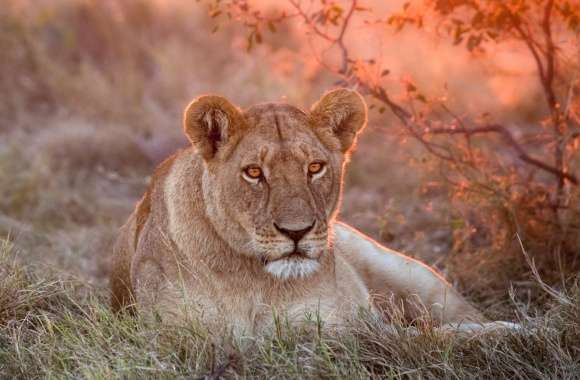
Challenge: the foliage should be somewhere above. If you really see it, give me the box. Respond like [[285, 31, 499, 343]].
[[389, 0, 579, 50]]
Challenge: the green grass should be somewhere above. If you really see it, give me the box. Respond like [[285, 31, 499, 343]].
[[1, 239, 578, 379]]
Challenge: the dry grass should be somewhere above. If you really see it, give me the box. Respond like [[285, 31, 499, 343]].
[[0, 239, 578, 379]]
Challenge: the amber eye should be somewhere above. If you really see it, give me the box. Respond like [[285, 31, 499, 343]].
[[308, 162, 324, 174], [244, 166, 263, 179]]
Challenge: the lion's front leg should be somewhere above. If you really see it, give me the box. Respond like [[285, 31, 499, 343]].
[[132, 258, 258, 336], [131, 258, 193, 323]]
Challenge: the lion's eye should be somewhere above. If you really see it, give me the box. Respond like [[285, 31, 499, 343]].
[[308, 162, 324, 174], [244, 166, 263, 179]]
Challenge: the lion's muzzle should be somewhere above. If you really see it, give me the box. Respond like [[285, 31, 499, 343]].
[[263, 221, 326, 280]]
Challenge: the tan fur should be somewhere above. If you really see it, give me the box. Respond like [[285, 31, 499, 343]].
[[110, 89, 482, 335]]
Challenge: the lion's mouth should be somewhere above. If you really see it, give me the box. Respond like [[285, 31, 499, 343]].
[[263, 249, 309, 264], [283, 249, 308, 260], [263, 251, 321, 280]]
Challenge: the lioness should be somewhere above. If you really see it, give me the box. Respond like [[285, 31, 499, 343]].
[[110, 89, 486, 335]]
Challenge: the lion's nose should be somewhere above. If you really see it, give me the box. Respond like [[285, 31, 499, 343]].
[[274, 221, 315, 243]]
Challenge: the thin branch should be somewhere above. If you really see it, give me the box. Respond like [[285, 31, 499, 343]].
[[287, 0, 358, 74], [426, 124, 578, 185], [542, 0, 557, 110], [362, 84, 458, 163], [287, 0, 335, 41], [512, 21, 547, 88], [563, 70, 578, 124], [540, 0, 566, 206], [440, 103, 476, 164], [336, 0, 357, 73]]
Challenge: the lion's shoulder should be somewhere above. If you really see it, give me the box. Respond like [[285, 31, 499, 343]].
[[133, 153, 180, 249]]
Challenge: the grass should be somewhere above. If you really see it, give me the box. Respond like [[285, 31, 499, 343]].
[[0, 239, 578, 379]]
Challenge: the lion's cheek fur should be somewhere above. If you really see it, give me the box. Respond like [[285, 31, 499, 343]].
[[200, 166, 257, 255], [319, 153, 344, 221]]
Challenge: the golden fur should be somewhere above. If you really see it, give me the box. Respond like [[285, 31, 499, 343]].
[[110, 89, 485, 335]]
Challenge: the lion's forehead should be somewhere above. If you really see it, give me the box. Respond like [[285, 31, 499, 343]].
[[243, 103, 312, 138], [244, 102, 308, 124], [237, 103, 328, 165]]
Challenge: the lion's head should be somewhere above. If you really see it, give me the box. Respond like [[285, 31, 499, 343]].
[[183, 89, 367, 280]]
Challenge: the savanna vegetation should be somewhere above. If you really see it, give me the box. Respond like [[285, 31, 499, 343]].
[[0, 0, 578, 378]]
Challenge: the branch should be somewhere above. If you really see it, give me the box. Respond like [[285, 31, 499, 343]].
[[287, 0, 358, 73], [336, 0, 357, 73], [359, 74, 577, 185], [426, 124, 578, 185], [362, 84, 458, 163], [508, 3, 558, 116], [542, 0, 557, 110], [287, 0, 335, 42], [512, 21, 546, 86]]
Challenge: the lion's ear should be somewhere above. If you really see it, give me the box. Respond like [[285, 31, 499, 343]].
[[309, 89, 368, 153], [184, 95, 245, 160]]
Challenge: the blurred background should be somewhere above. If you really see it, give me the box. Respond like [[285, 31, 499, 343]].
[[1, 0, 578, 317]]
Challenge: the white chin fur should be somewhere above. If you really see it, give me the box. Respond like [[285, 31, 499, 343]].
[[265, 258, 320, 280]]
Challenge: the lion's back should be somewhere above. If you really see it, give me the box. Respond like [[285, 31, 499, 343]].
[[109, 153, 179, 312], [110, 211, 138, 312]]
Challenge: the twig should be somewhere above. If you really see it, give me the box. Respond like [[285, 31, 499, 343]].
[[336, 0, 357, 73], [287, 0, 358, 73], [287, 0, 335, 42], [542, 0, 557, 111], [426, 124, 578, 185]]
